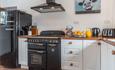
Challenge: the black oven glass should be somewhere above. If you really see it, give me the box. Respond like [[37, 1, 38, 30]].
[[30, 54, 42, 65], [28, 49, 46, 67]]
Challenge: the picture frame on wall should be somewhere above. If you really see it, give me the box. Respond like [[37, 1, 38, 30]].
[[75, 0, 101, 14]]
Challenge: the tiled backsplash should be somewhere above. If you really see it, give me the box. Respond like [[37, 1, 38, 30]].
[[32, 13, 114, 31]]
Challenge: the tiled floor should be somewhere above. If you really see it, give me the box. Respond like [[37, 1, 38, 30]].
[[0, 65, 27, 70]]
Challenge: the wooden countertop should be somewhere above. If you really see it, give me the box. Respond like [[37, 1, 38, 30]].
[[18, 35, 115, 40], [103, 39, 115, 46], [62, 37, 102, 40], [18, 35, 102, 40]]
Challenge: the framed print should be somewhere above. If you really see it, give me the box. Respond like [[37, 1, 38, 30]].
[[75, 0, 101, 14]]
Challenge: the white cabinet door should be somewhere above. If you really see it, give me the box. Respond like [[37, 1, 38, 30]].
[[61, 39, 83, 70], [83, 40, 101, 70], [101, 41, 115, 70], [18, 38, 28, 66], [101, 41, 108, 70], [107, 39, 115, 70], [107, 44, 115, 70]]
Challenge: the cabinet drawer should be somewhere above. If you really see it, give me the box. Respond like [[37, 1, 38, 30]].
[[63, 48, 82, 61], [62, 61, 80, 70], [61, 40, 82, 48], [64, 48, 81, 55], [63, 55, 81, 62]]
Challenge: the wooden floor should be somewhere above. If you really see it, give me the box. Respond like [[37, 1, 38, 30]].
[[0, 65, 27, 70]]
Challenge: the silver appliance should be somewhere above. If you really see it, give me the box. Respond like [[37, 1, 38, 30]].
[[102, 28, 115, 38], [31, 0, 65, 13], [0, 10, 32, 68]]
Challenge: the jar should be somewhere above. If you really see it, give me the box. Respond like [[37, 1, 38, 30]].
[[31, 26, 38, 35], [28, 30, 32, 35], [86, 28, 92, 38]]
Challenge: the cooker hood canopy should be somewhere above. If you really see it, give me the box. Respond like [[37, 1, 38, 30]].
[[31, 0, 65, 13]]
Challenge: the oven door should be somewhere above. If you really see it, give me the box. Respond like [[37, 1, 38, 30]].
[[28, 49, 46, 69]]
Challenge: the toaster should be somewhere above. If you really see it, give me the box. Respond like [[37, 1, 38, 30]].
[[102, 28, 115, 38]]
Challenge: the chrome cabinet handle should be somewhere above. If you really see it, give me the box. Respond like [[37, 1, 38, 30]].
[[48, 44, 56, 47], [28, 42, 44, 46], [6, 21, 14, 23], [5, 28, 14, 31], [28, 50, 45, 54]]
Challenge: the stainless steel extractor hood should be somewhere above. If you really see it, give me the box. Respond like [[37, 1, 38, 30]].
[[31, 0, 65, 13]]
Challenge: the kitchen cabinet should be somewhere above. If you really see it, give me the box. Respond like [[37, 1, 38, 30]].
[[83, 40, 115, 70], [61, 39, 101, 70], [61, 39, 83, 70], [18, 38, 28, 69], [18, 37, 115, 70], [101, 41, 115, 70], [83, 40, 101, 70]]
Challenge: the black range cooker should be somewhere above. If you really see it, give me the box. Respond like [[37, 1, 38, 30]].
[[27, 31, 65, 70]]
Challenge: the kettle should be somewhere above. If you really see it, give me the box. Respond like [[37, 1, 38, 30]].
[[92, 28, 100, 37]]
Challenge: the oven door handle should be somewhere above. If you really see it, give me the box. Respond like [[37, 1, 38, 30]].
[[28, 50, 45, 54], [28, 42, 44, 46]]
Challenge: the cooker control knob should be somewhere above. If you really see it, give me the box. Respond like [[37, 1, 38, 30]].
[[35, 40, 37, 42], [53, 40, 55, 43], [55, 40, 58, 43], [53, 40, 56, 43], [49, 40, 52, 43], [31, 40, 32, 42], [34, 40, 36, 42], [29, 40, 31, 42], [32, 40, 34, 42]]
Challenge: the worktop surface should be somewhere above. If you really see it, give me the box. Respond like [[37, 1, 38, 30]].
[[18, 35, 115, 40]]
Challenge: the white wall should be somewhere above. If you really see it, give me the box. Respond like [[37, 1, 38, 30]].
[[113, 0, 115, 26], [0, 0, 115, 31], [0, 0, 42, 15]]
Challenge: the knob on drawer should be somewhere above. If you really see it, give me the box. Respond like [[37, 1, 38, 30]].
[[97, 42, 101, 46], [24, 40, 27, 42], [69, 51, 73, 54], [70, 63, 73, 66], [68, 42, 72, 44]]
